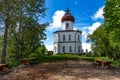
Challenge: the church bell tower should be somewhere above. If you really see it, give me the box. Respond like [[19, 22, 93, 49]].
[[53, 8, 82, 54], [61, 8, 74, 30]]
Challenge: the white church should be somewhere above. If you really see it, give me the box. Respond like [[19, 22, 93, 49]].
[[54, 8, 82, 54]]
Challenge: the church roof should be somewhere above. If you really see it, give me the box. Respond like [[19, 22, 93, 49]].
[[61, 8, 74, 23]]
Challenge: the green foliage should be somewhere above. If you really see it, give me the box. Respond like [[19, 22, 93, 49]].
[[0, 0, 47, 63], [7, 60, 20, 68], [84, 52, 95, 57], [36, 45, 46, 55], [86, 24, 120, 60], [109, 29, 120, 44], [28, 53, 38, 58], [112, 61, 120, 66], [103, 0, 120, 60], [104, 0, 120, 31], [87, 26, 110, 57]]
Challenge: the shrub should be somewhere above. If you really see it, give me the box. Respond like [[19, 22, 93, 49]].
[[8, 60, 20, 68], [28, 53, 38, 58]]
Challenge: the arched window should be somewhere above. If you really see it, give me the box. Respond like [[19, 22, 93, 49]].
[[78, 35, 80, 41], [69, 46, 72, 52], [66, 23, 69, 29], [55, 47, 56, 52], [78, 46, 80, 53], [63, 34, 65, 41], [68, 34, 71, 41], [63, 46, 65, 52]]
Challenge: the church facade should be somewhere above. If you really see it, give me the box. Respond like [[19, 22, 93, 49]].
[[54, 8, 82, 54]]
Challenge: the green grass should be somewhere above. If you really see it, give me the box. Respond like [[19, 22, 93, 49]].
[[38, 54, 111, 63], [3, 54, 120, 67], [80, 56, 112, 62], [38, 54, 80, 63], [39, 54, 79, 62], [111, 61, 120, 66], [38, 54, 119, 66]]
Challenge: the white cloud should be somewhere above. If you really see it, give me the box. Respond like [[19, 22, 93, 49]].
[[46, 37, 49, 40], [47, 10, 65, 30], [82, 27, 88, 30], [73, 27, 78, 30], [83, 33, 88, 40], [45, 45, 53, 51], [88, 22, 101, 34], [82, 31, 87, 36], [82, 43, 91, 52], [79, 26, 88, 40], [92, 6, 104, 20]]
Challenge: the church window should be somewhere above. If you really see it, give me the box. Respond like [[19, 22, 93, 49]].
[[78, 35, 80, 41], [63, 46, 65, 52], [78, 46, 80, 53], [63, 34, 65, 41], [66, 23, 69, 29], [69, 34, 71, 41], [69, 46, 72, 52], [55, 47, 56, 52]]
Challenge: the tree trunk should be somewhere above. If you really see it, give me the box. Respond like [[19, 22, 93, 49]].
[[15, 0, 23, 60], [16, 0, 23, 60], [1, 19, 9, 64], [14, 33, 20, 60], [1, 0, 10, 64]]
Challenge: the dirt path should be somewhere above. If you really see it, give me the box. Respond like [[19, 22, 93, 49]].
[[1, 59, 120, 80]]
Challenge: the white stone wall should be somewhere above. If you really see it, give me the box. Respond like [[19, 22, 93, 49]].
[[54, 31, 82, 54], [59, 43, 75, 53], [61, 21, 73, 30], [54, 43, 58, 54], [59, 42, 82, 54], [75, 33, 81, 41], [54, 33, 58, 42], [58, 32, 77, 42]]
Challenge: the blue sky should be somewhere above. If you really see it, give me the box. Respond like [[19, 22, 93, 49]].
[[42, 0, 105, 52]]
